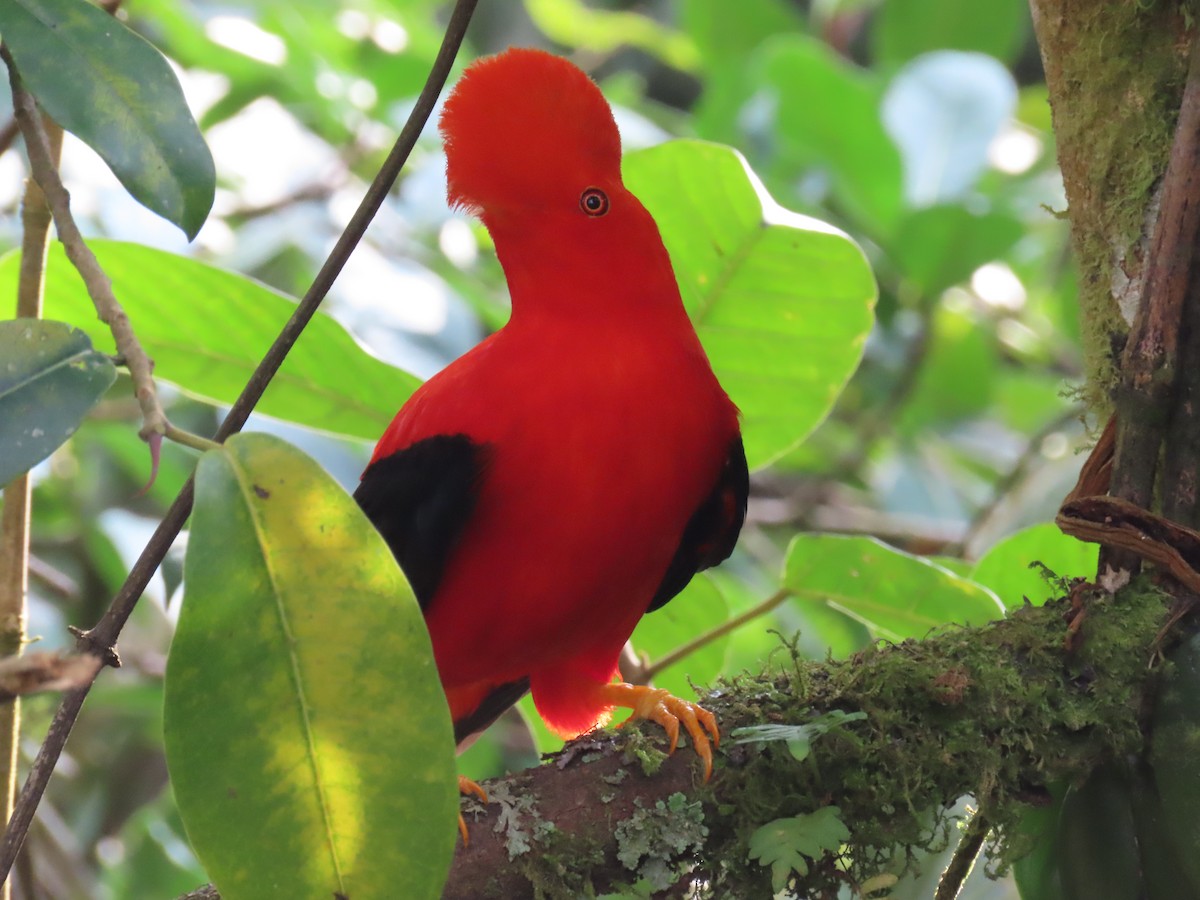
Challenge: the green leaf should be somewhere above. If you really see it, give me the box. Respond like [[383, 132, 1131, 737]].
[[1148, 633, 1200, 893], [164, 433, 456, 900], [1011, 782, 1066, 900], [0, 318, 116, 488], [783, 534, 1004, 641], [890, 205, 1024, 295], [624, 140, 876, 469], [1056, 767, 1142, 900], [872, 0, 1030, 65], [756, 35, 905, 236], [731, 710, 867, 762], [1129, 763, 1200, 900], [0, 242, 421, 440], [748, 806, 850, 893], [971, 524, 1097, 609], [0, 0, 215, 238]]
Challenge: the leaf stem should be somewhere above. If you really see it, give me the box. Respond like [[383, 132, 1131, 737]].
[[642, 588, 793, 682], [163, 423, 222, 454]]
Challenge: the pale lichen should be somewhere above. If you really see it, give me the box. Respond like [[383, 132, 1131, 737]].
[[614, 793, 709, 891]]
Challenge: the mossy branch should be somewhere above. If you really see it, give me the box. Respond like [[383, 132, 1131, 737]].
[[434, 582, 1170, 898]]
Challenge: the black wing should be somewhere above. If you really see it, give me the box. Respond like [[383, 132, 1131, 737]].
[[353, 433, 487, 611], [353, 434, 527, 743], [647, 435, 749, 613]]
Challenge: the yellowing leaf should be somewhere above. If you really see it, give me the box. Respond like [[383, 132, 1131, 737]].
[[164, 433, 456, 899]]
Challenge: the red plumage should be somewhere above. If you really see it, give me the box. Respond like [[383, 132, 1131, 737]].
[[359, 48, 743, 744]]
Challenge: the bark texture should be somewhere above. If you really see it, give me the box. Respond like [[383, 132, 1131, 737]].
[[1029, 0, 1192, 410]]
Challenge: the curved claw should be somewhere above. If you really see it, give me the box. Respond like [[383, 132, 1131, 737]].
[[458, 774, 488, 804], [457, 775, 488, 845], [603, 683, 720, 782]]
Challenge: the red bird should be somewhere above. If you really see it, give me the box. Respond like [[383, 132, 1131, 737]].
[[354, 48, 746, 784]]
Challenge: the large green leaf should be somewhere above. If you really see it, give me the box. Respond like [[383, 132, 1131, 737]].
[[164, 433, 455, 899], [783, 534, 1004, 641], [1056, 767, 1142, 900], [681, 0, 801, 65], [0, 0, 214, 238], [1011, 782, 1066, 900], [0, 242, 421, 440], [625, 140, 876, 470], [1148, 633, 1200, 894], [971, 523, 1097, 610], [0, 319, 115, 488]]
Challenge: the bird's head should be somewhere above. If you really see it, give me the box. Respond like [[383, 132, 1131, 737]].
[[439, 48, 623, 225]]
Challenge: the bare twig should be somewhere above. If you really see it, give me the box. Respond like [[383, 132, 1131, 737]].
[[26, 556, 78, 602], [1062, 413, 1117, 505], [0, 653, 101, 703], [3, 52, 169, 444], [934, 809, 990, 900], [642, 588, 792, 682], [0, 0, 480, 882]]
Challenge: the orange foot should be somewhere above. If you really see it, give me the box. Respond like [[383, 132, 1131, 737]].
[[457, 775, 488, 845], [600, 683, 720, 781]]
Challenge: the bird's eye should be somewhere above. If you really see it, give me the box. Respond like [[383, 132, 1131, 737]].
[[579, 187, 609, 217]]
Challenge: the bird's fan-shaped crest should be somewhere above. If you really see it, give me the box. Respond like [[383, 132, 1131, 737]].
[[439, 48, 622, 216]]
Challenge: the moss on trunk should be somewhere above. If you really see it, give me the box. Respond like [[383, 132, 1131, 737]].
[[1030, 0, 1192, 411]]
